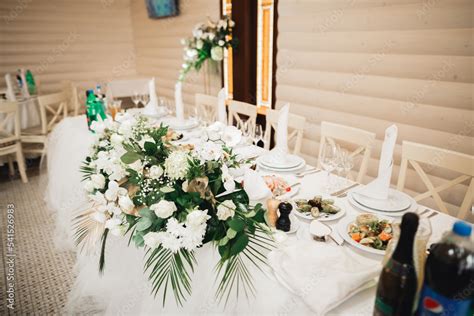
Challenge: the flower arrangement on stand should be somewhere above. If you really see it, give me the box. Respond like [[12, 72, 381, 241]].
[[179, 16, 238, 82], [76, 115, 273, 306]]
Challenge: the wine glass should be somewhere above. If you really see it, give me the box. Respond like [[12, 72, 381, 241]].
[[139, 93, 150, 106], [131, 91, 140, 108], [108, 99, 122, 121], [320, 143, 338, 193], [158, 97, 167, 113], [253, 124, 264, 146]]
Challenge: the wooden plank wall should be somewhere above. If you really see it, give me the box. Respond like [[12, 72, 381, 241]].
[[0, 0, 137, 94], [275, 0, 474, 218], [130, 0, 222, 111]]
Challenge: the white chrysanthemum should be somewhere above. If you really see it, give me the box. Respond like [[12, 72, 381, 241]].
[[143, 231, 164, 248], [217, 200, 236, 221], [160, 232, 182, 253], [166, 218, 186, 237], [151, 200, 177, 219], [164, 151, 189, 180]]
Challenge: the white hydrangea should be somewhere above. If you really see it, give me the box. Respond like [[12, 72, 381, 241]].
[[148, 165, 164, 179], [164, 151, 189, 180]]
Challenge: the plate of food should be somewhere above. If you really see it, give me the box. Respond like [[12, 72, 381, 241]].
[[263, 175, 299, 200], [337, 213, 393, 255], [292, 195, 345, 222]]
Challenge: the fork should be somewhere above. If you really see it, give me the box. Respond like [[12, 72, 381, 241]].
[[295, 168, 321, 178]]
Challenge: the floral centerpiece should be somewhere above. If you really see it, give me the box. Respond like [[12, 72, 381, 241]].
[[76, 114, 273, 306], [179, 16, 238, 81]]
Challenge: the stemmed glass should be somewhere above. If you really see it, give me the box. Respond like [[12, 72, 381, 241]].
[[131, 91, 140, 108], [335, 148, 354, 189], [253, 124, 264, 146], [139, 93, 150, 107], [320, 143, 338, 193], [108, 99, 122, 121]]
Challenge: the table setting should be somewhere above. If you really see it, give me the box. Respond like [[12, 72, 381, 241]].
[[43, 95, 459, 316]]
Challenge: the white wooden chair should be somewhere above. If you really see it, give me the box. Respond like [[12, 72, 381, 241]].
[[21, 91, 68, 155], [318, 121, 375, 183], [397, 141, 474, 219], [228, 100, 257, 128], [195, 93, 218, 124], [0, 101, 28, 183], [62, 80, 81, 116], [264, 108, 306, 155]]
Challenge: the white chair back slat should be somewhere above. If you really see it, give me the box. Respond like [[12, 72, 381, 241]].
[[228, 100, 257, 129], [37, 92, 68, 133], [318, 121, 376, 183], [397, 141, 474, 219], [195, 94, 218, 123]]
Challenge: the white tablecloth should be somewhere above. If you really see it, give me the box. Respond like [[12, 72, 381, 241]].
[[44, 115, 458, 315]]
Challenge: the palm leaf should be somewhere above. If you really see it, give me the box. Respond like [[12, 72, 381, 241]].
[[72, 207, 105, 254], [144, 247, 196, 306], [215, 229, 275, 305]]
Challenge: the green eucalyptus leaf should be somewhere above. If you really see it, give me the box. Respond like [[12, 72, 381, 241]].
[[133, 234, 144, 247], [138, 208, 153, 218], [144, 141, 157, 155], [136, 217, 152, 231], [121, 152, 141, 164]]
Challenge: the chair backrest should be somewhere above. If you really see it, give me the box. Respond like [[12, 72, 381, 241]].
[[264, 108, 306, 154], [228, 100, 257, 129], [318, 121, 376, 183], [37, 92, 69, 133], [195, 93, 218, 123], [0, 101, 20, 143], [397, 141, 474, 219], [4, 73, 17, 101], [61, 80, 80, 116]]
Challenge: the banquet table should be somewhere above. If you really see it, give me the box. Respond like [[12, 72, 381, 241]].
[[44, 114, 459, 315]]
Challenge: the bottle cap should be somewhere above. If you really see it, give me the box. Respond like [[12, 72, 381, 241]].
[[452, 221, 472, 237]]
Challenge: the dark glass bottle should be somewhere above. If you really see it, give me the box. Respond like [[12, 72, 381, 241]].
[[374, 212, 419, 316]]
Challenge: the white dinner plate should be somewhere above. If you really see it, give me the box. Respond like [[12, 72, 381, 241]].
[[258, 154, 305, 169], [351, 189, 412, 212], [336, 215, 393, 256], [163, 118, 199, 131], [257, 160, 306, 173], [347, 192, 417, 217], [292, 198, 346, 222]]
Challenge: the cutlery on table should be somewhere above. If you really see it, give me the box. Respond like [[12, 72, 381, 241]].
[[417, 208, 430, 217], [427, 211, 439, 219], [295, 168, 321, 178], [330, 183, 360, 197]]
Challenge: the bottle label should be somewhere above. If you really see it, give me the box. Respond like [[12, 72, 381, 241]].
[[374, 296, 393, 315], [419, 285, 471, 316]]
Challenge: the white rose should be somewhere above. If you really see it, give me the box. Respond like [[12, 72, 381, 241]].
[[151, 200, 177, 219], [186, 209, 211, 228], [216, 200, 236, 221], [118, 195, 135, 213], [229, 20, 235, 27], [211, 46, 224, 61], [110, 133, 124, 146], [84, 180, 95, 193], [182, 180, 189, 192], [197, 142, 223, 161], [221, 164, 236, 192], [91, 173, 105, 189], [105, 180, 127, 201], [218, 40, 225, 47], [222, 126, 242, 147], [149, 165, 164, 179], [143, 232, 164, 248], [196, 39, 204, 49], [209, 33, 215, 41]]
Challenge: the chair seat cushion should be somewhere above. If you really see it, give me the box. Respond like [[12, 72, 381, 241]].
[[21, 125, 45, 135]]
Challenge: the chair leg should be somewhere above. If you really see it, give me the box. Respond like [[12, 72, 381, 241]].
[[15, 145, 28, 183], [7, 155, 15, 176]]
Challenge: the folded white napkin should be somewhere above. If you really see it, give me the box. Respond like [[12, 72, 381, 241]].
[[269, 241, 380, 315], [143, 78, 160, 116], [217, 88, 227, 124], [356, 124, 398, 200], [5, 73, 16, 101], [266, 104, 290, 164], [243, 169, 272, 202], [174, 82, 185, 121]]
